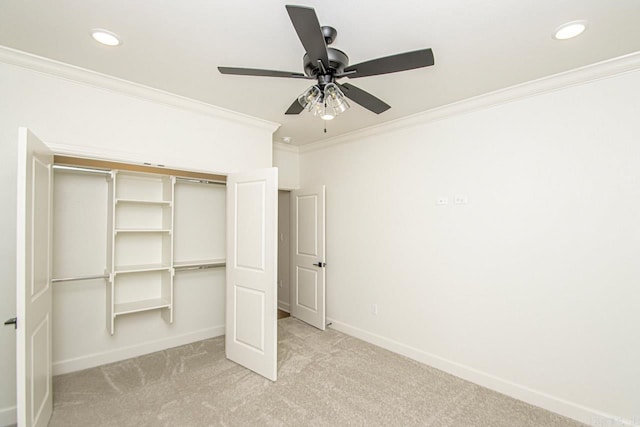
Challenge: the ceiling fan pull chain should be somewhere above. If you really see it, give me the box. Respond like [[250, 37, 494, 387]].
[[324, 120, 327, 133]]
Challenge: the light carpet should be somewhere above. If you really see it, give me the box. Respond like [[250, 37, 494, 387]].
[[50, 318, 585, 426]]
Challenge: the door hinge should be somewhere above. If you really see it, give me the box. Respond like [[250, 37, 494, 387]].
[[312, 262, 326, 268], [4, 317, 17, 330]]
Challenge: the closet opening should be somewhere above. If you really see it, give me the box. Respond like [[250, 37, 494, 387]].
[[51, 155, 228, 374], [16, 130, 280, 425]]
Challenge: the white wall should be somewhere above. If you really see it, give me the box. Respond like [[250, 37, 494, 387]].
[[299, 67, 640, 426], [273, 142, 299, 190], [0, 56, 277, 425]]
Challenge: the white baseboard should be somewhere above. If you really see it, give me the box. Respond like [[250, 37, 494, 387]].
[[278, 301, 290, 312], [327, 317, 637, 427], [0, 405, 16, 427], [53, 325, 225, 376]]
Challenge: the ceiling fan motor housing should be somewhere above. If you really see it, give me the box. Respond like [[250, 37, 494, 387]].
[[303, 47, 349, 85]]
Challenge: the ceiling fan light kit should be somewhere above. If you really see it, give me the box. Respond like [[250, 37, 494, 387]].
[[218, 5, 434, 121], [299, 82, 350, 121]]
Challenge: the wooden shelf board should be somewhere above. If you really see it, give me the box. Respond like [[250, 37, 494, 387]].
[[114, 298, 171, 316], [116, 198, 172, 206], [115, 228, 171, 233], [54, 155, 227, 182]]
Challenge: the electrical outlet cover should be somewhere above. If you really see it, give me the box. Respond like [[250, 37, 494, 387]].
[[454, 195, 468, 204]]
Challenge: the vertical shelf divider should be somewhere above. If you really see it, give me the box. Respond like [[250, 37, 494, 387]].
[[107, 171, 116, 335], [161, 176, 176, 324]]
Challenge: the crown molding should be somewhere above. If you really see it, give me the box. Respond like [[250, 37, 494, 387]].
[[299, 51, 640, 154], [0, 46, 280, 134], [272, 141, 299, 153]]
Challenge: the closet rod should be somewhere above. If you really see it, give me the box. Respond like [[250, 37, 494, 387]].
[[174, 264, 226, 271], [53, 164, 111, 175], [51, 274, 110, 283], [175, 177, 226, 186]]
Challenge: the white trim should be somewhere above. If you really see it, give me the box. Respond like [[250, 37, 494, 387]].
[[0, 406, 16, 427], [272, 141, 300, 154], [0, 46, 280, 134], [327, 317, 639, 427], [47, 142, 229, 177], [300, 51, 640, 153], [278, 301, 290, 313], [52, 325, 224, 375]]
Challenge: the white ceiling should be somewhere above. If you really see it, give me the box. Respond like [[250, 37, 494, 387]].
[[1, 0, 639, 145]]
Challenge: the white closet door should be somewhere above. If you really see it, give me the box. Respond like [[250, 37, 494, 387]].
[[290, 185, 326, 330], [225, 167, 278, 381], [16, 128, 53, 427]]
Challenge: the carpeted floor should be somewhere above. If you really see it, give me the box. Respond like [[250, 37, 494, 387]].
[[50, 318, 585, 426]]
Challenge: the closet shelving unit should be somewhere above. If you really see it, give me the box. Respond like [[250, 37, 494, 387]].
[[52, 157, 228, 335], [107, 171, 176, 335]]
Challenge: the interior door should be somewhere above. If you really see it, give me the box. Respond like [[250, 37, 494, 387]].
[[16, 128, 54, 427], [290, 185, 326, 330], [225, 167, 278, 381]]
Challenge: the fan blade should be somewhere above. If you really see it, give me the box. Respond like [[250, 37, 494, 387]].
[[343, 48, 434, 78], [286, 5, 329, 69], [338, 83, 390, 114], [285, 98, 304, 115], [218, 67, 309, 79]]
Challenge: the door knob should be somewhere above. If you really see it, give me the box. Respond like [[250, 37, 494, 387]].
[[312, 262, 326, 268], [4, 317, 17, 330]]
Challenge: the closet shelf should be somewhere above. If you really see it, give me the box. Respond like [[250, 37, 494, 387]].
[[114, 264, 172, 274], [115, 199, 172, 206], [115, 228, 172, 234], [113, 298, 171, 316]]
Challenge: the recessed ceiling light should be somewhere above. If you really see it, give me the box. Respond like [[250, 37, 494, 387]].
[[282, 137, 292, 144], [554, 21, 587, 40], [90, 29, 121, 46]]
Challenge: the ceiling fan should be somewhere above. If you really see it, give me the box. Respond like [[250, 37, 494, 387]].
[[218, 5, 435, 120]]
